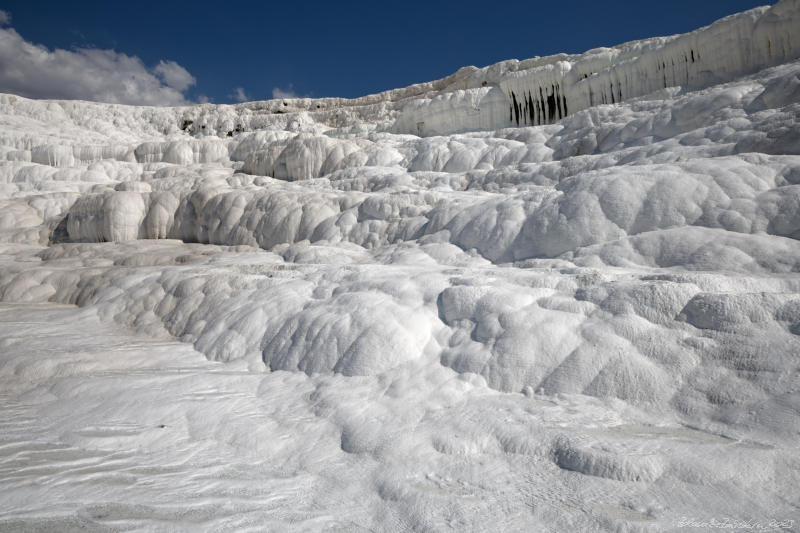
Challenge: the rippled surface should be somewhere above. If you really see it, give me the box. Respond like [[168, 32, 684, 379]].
[[1, 6, 800, 529]]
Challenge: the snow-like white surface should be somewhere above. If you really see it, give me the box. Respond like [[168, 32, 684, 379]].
[[1, 2, 800, 530]]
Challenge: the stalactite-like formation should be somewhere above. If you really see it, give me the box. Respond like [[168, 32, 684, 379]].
[[506, 81, 573, 126], [497, 0, 799, 126], [390, 0, 798, 136]]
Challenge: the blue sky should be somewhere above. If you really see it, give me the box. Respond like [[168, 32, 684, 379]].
[[0, 0, 776, 104]]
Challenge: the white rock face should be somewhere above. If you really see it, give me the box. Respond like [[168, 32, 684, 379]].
[[1, 2, 800, 530]]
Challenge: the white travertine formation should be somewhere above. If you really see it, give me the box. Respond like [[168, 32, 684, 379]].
[[1, 2, 799, 531]]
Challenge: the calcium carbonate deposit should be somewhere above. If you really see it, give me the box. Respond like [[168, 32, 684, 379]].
[[1, 1, 800, 531]]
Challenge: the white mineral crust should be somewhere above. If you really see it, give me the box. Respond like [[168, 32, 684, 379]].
[[1, 1, 799, 530]]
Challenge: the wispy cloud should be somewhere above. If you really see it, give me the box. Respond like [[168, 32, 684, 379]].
[[229, 87, 250, 103], [154, 60, 196, 92], [272, 85, 301, 99], [0, 23, 197, 106], [0, 10, 11, 26]]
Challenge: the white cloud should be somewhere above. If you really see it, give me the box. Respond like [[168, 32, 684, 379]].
[[154, 60, 196, 92], [0, 26, 196, 106], [229, 87, 250, 103], [0, 10, 10, 26], [272, 85, 299, 99]]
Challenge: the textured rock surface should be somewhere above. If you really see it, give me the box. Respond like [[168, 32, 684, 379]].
[[1, 2, 799, 530]]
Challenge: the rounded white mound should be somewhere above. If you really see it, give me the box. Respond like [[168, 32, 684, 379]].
[[1, 2, 800, 530]]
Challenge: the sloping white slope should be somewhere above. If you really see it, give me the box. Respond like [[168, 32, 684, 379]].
[[1, 2, 799, 531]]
